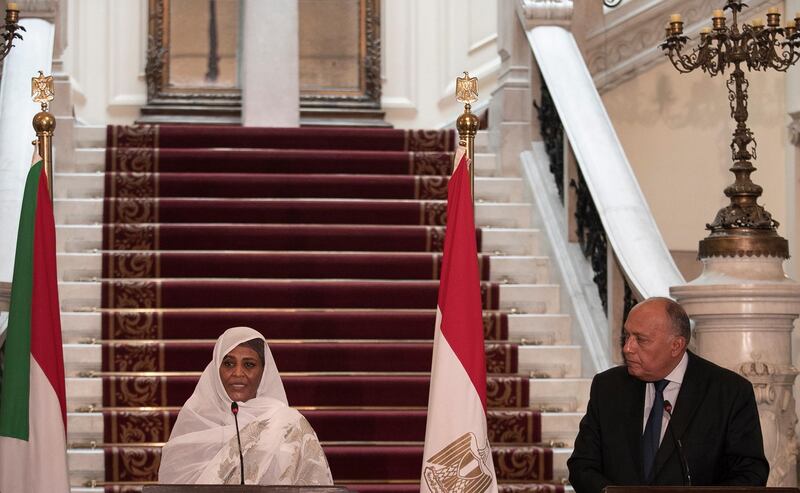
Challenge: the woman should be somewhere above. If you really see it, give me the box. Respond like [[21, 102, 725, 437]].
[[158, 326, 333, 485]]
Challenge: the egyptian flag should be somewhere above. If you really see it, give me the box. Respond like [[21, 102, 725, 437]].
[[421, 146, 498, 492], [0, 161, 69, 493]]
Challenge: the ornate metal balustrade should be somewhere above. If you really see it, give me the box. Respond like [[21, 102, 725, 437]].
[[535, 78, 638, 328], [534, 76, 565, 201]]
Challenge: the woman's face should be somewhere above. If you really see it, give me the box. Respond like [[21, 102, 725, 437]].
[[219, 344, 264, 402]]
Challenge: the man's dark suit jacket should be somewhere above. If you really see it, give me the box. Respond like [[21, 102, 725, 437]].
[[567, 351, 769, 493]]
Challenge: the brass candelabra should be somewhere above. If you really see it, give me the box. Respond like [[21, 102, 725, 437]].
[[1, 3, 24, 62], [661, 1, 800, 259]]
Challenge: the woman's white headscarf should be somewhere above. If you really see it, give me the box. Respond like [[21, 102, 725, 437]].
[[171, 326, 287, 436], [159, 327, 290, 483]]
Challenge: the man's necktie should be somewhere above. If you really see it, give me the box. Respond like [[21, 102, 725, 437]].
[[642, 379, 669, 482]]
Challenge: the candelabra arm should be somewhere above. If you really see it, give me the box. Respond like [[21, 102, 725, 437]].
[[662, 39, 719, 75], [0, 7, 25, 62]]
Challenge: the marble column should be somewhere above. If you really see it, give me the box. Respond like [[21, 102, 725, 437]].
[[671, 257, 800, 486], [488, 0, 536, 177], [241, 0, 299, 127]]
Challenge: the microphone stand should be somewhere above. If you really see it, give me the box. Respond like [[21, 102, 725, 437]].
[[663, 400, 692, 486], [231, 401, 245, 485]]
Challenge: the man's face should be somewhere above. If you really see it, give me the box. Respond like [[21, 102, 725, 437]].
[[622, 302, 685, 382], [219, 344, 264, 402]]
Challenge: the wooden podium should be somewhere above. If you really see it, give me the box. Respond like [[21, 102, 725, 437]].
[[143, 486, 352, 493], [604, 487, 800, 493]]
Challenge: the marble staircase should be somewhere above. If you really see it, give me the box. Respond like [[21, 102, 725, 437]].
[[57, 125, 590, 490]]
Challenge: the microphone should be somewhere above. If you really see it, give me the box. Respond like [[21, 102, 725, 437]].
[[663, 400, 692, 486], [231, 401, 245, 485]]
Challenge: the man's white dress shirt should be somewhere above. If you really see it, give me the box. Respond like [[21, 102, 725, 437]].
[[641, 351, 688, 445]]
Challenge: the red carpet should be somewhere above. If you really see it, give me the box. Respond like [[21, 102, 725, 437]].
[[107, 148, 453, 175], [102, 341, 518, 373], [101, 280, 499, 309], [106, 173, 450, 199], [104, 224, 475, 252], [102, 252, 490, 280], [97, 124, 560, 492], [101, 309, 509, 341], [103, 444, 553, 483], [102, 374, 529, 408], [108, 125, 457, 151], [103, 408, 541, 443]]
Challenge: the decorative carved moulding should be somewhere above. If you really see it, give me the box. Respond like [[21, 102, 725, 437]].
[[584, 0, 782, 93], [739, 360, 800, 487], [516, 0, 573, 30], [698, 232, 789, 259]]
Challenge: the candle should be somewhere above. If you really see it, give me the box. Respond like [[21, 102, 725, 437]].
[[767, 8, 781, 27], [670, 13, 682, 23], [751, 18, 764, 27], [6, 2, 17, 10], [712, 9, 724, 17]]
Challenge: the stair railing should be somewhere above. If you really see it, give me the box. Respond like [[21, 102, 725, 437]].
[[497, 6, 685, 370]]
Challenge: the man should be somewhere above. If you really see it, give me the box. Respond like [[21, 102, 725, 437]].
[[568, 297, 768, 493]]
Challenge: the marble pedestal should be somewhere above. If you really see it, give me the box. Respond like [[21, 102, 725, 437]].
[[671, 256, 800, 486]]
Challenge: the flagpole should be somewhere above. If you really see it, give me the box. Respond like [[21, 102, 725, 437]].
[[31, 71, 56, 199], [455, 72, 479, 206]]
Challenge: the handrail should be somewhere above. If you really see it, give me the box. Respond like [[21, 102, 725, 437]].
[[526, 26, 684, 300]]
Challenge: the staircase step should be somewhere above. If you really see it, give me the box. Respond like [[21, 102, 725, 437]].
[[59, 280, 558, 312], [60, 310, 569, 344], [529, 379, 591, 413], [75, 125, 107, 148], [67, 443, 555, 485], [507, 314, 571, 345], [66, 374, 531, 409], [57, 225, 103, 253], [57, 252, 548, 283], [64, 341, 538, 375], [56, 225, 543, 256], [62, 148, 104, 173], [540, 412, 583, 448], [56, 172, 523, 203], [54, 198, 531, 228], [518, 345, 582, 378], [108, 125, 457, 152], [68, 408, 545, 445]]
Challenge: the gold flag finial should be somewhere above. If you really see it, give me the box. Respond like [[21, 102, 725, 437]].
[[31, 70, 54, 111], [455, 71, 478, 105]]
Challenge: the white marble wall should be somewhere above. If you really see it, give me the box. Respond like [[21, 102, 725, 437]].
[[62, 0, 147, 124], [381, 0, 500, 128]]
